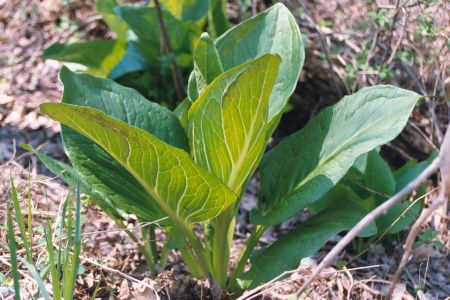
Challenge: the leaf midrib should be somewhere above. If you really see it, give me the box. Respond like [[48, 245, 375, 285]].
[[284, 97, 409, 202]]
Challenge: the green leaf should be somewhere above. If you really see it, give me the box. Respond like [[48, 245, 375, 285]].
[[108, 43, 149, 80], [6, 203, 21, 300], [60, 67, 189, 221], [43, 40, 126, 77], [9, 176, 33, 263], [18, 258, 51, 300], [96, 0, 128, 39], [213, 3, 303, 120], [115, 6, 199, 64], [208, 0, 229, 37], [252, 85, 421, 226], [160, 0, 209, 22], [242, 197, 376, 286], [375, 154, 436, 234], [364, 150, 395, 204], [192, 32, 223, 96], [188, 54, 281, 193], [40, 103, 236, 225]]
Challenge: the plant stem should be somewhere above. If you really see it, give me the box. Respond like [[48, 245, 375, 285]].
[[183, 226, 212, 278], [228, 225, 266, 291], [210, 208, 235, 287], [153, 0, 185, 103], [140, 226, 156, 273]]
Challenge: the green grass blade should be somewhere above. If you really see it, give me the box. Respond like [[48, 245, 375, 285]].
[[57, 194, 70, 277], [45, 220, 62, 300], [62, 198, 74, 298], [18, 257, 51, 300], [10, 175, 33, 263], [6, 202, 21, 300], [63, 182, 82, 300], [27, 169, 33, 253]]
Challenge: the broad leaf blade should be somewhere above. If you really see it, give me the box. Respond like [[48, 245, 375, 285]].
[[43, 40, 126, 77], [160, 0, 209, 22], [188, 54, 280, 193], [211, 3, 303, 120], [243, 197, 376, 286], [96, 0, 128, 39], [60, 67, 188, 221], [252, 86, 421, 226], [376, 154, 436, 234], [108, 43, 149, 80], [41, 103, 236, 225], [364, 150, 395, 204]]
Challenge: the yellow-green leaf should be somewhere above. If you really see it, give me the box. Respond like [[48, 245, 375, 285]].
[[41, 103, 236, 225], [188, 54, 281, 193]]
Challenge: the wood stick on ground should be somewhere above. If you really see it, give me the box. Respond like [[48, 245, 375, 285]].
[[387, 122, 450, 298], [296, 156, 441, 296]]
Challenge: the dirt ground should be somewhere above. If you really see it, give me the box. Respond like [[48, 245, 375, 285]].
[[1, 0, 449, 299]]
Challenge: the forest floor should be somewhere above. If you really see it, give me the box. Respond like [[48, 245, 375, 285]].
[[0, 0, 449, 299]]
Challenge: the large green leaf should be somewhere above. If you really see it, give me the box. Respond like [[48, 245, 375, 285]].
[[242, 196, 376, 286], [60, 67, 188, 221], [43, 40, 126, 77], [191, 3, 303, 120], [96, 0, 128, 39], [252, 86, 421, 226], [188, 55, 280, 193], [160, 0, 209, 22], [41, 103, 236, 225]]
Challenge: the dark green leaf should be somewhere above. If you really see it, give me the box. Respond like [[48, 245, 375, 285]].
[[252, 86, 421, 226], [60, 67, 188, 221], [160, 0, 209, 22], [243, 197, 376, 286]]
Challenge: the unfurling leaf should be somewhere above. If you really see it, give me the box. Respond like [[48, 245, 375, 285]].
[[188, 54, 280, 193]]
